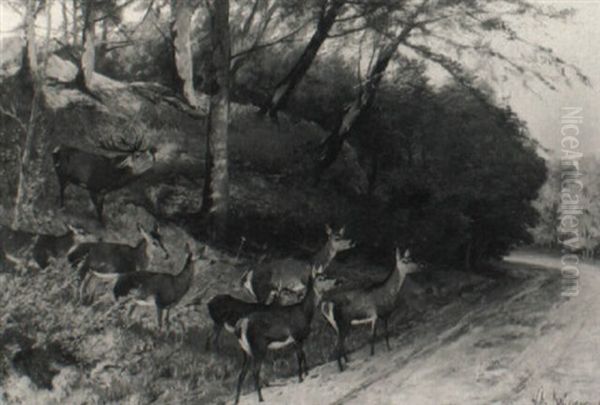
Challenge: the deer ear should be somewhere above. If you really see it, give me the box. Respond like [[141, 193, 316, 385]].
[[395, 247, 401, 262], [339, 226, 345, 236], [404, 249, 410, 259], [325, 224, 332, 235]]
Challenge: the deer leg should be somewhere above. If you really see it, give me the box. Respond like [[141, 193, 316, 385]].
[[165, 309, 171, 331], [384, 318, 391, 351], [234, 352, 250, 405], [341, 331, 349, 363], [370, 318, 378, 356], [58, 179, 66, 207], [90, 192, 105, 223], [295, 344, 304, 382], [156, 306, 163, 331], [300, 345, 309, 378], [252, 356, 264, 402], [336, 331, 346, 372], [205, 323, 221, 352]]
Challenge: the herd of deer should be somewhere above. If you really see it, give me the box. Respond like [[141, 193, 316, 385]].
[[0, 140, 423, 404]]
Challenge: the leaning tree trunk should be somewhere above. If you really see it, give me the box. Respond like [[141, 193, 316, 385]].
[[263, 0, 344, 118], [201, 0, 230, 242], [170, 0, 200, 107], [314, 22, 418, 182], [74, 0, 95, 90]]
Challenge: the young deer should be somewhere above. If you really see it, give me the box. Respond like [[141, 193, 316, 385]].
[[0, 224, 89, 270], [233, 266, 323, 405], [31, 225, 91, 269], [52, 136, 156, 223], [112, 243, 200, 330], [68, 223, 169, 303], [205, 289, 280, 353], [240, 225, 353, 303], [320, 249, 420, 371]]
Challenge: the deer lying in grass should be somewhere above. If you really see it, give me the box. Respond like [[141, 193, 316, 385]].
[[68, 223, 169, 303], [0, 224, 89, 270], [112, 242, 200, 330], [320, 248, 420, 371], [205, 288, 280, 353], [52, 135, 156, 223], [240, 225, 353, 304], [233, 265, 323, 405]]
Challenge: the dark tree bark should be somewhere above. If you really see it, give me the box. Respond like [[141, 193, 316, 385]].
[[314, 23, 415, 182], [201, 0, 230, 242], [262, 0, 345, 118]]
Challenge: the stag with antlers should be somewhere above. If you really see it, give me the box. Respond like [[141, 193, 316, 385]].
[[52, 134, 156, 223]]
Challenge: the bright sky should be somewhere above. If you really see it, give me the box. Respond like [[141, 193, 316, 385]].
[[1, 1, 598, 154]]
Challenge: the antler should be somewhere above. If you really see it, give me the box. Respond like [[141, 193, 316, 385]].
[[98, 133, 148, 154]]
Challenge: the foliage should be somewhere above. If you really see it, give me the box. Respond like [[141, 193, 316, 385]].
[[531, 156, 600, 257], [347, 77, 547, 267]]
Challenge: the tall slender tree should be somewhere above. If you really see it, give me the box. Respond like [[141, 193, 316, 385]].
[[201, 0, 230, 241], [12, 0, 47, 227]]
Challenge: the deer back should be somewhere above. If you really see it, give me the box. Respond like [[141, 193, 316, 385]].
[[53, 145, 154, 193]]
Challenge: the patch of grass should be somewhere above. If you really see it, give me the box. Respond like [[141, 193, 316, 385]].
[[532, 388, 594, 405]]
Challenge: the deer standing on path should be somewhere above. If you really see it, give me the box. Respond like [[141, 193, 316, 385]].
[[233, 265, 324, 405], [320, 248, 420, 371], [240, 225, 353, 304], [205, 289, 280, 353]]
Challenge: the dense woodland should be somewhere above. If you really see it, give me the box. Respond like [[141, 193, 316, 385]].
[[0, 0, 595, 403], [1, 0, 587, 266]]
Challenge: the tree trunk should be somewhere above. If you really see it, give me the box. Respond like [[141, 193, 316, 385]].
[[263, 0, 344, 118], [13, 0, 43, 228], [98, 17, 108, 61], [75, 0, 95, 90], [71, 0, 79, 46], [170, 0, 199, 107], [314, 22, 418, 182], [201, 0, 230, 242], [61, 0, 69, 43]]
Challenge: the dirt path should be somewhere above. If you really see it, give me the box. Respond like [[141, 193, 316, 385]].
[[237, 252, 600, 404]]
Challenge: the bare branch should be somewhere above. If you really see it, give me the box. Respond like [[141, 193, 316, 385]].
[[231, 21, 308, 61], [0, 104, 28, 135]]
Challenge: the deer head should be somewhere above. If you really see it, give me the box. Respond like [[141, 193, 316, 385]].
[[326, 225, 355, 253]]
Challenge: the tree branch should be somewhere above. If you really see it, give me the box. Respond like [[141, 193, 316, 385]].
[[0, 104, 28, 135]]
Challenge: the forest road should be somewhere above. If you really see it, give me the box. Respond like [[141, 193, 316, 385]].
[[237, 251, 600, 405]]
